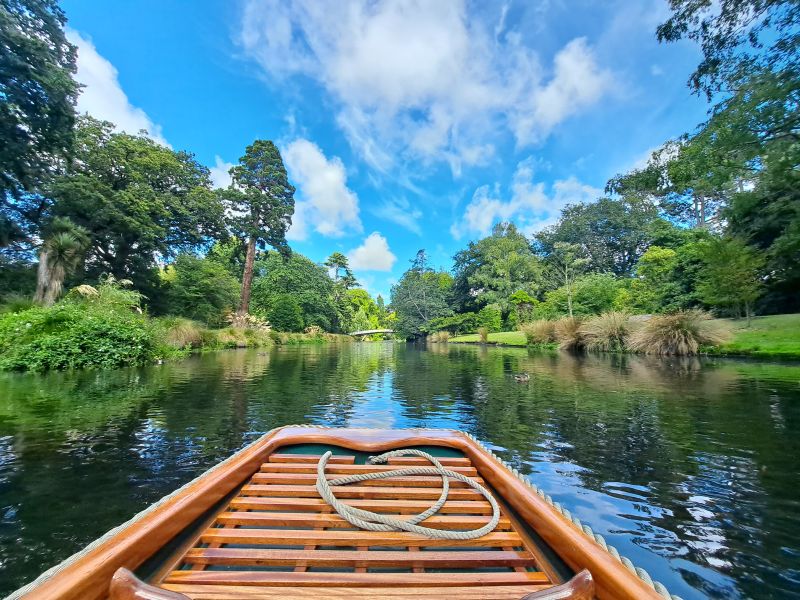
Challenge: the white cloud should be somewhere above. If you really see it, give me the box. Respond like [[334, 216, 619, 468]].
[[67, 30, 169, 146], [347, 232, 397, 272], [370, 198, 422, 235], [237, 1, 612, 176], [282, 138, 362, 240], [209, 156, 235, 188], [451, 157, 601, 239]]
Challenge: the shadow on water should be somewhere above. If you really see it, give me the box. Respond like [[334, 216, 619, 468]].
[[0, 343, 798, 598]]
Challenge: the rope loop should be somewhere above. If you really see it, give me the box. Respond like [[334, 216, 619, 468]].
[[316, 448, 500, 540]]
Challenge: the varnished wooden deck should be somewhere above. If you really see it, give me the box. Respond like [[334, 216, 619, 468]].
[[154, 452, 559, 599]]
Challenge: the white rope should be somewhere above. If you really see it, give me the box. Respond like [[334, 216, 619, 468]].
[[316, 448, 500, 539]]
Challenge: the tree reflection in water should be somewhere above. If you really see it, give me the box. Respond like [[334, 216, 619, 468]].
[[0, 344, 798, 599]]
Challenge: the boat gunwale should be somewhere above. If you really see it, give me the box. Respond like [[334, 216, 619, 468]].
[[11, 426, 668, 600]]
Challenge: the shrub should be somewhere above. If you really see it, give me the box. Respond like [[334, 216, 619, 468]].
[[553, 316, 585, 351], [580, 311, 630, 352], [477, 305, 502, 332], [627, 310, 732, 355], [0, 303, 155, 371], [427, 312, 481, 335], [304, 325, 323, 336], [162, 254, 240, 326], [519, 320, 555, 344], [477, 326, 489, 343], [268, 295, 304, 332]]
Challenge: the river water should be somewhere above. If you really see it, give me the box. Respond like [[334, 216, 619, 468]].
[[0, 343, 798, 598]]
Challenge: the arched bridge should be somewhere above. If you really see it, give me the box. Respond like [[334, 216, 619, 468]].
[[349, 329, 395, 337]]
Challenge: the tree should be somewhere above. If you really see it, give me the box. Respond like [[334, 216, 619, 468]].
[[543, 243, 589, 317], [250, 251, 338, 331], [325, 252, 357, 288], [657, 0, 799, 97], [0, 0, 78, 210], [268, 295, 304, 332], [162, 254, 240, 326], [535, 197, 662, 275], [226, 140, 295, 315], [391, 250, 453, 338], [452, 223, 542, 314], [33, 217, 88, 305], [697, 237, 766, 323], [47, 117, 226, 294]]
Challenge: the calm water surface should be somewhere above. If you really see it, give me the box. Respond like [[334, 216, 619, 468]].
[[0, 343, 798, 598]]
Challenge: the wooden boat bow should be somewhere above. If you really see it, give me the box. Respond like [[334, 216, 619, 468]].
[[9, 426, 678, 600]]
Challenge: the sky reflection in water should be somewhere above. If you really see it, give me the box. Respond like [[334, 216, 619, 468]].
[[0, 343, 798, 598]]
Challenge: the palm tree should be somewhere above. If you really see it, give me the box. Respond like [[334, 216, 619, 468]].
[[34, 218, 90, 306]]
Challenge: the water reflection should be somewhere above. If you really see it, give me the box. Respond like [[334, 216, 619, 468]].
[[0, 343, 798, 598]]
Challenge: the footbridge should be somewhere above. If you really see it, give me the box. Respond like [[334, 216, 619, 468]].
[[349, 329, 395, 337]]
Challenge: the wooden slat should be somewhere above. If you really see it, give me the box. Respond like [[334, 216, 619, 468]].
[[215, 511, 511, 530], [182, 548, 534, 569], [259, 463, 478, 476], [267, 454, 471, 467], [239, 484, 481, 500], [228, 496, 494, 514], [268, 454, 355, 464], [164, 570, 549, 587], [199, 528, 523, 548], [386, 456, 472, 466], [162, 584, 552, 599], [250, 472, 484, 488]]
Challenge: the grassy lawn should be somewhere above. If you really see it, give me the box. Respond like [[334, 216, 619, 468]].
[[449, 331, 528, 346], [714, 314, 800, 359]]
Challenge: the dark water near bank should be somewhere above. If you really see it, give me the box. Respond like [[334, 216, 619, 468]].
[[0, 344, 798, 598]]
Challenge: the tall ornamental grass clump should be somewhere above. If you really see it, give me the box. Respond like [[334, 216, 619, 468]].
[[627, 310, 732, 355], [519, 320, 555, 345], [477, 326, 489, 343], [553, 316, 585, 351], [580, 311, 630, 352], [429, 330, 450, 343]]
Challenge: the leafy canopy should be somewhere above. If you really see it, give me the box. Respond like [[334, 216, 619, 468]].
[[0, 0, 78, 206]]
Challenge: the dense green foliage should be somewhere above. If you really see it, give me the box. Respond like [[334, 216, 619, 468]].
[[0, 0, 78, 227], [391, 251, 453, 338], [48, 117, 226, 293], [161, 254, 240, 327], [0, 279, 156, 371], [249, 252, 338, 331]]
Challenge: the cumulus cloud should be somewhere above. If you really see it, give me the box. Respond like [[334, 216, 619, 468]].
[[282, 138, 362, 240], [347, 232, 397, 272], [237, 1, 611, 175], [451, 157, 601, 239], [209, 156, 235, 188], [67, 30, 168, 146]]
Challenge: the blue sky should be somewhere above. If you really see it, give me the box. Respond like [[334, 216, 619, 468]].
[[62, 0, 709, 300]]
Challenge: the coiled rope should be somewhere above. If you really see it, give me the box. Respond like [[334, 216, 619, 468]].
[[316, 448, 500, 539]]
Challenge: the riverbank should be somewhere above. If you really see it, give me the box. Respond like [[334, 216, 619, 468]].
[[0, 290, 352, 372], [449, 314, 800, 358]]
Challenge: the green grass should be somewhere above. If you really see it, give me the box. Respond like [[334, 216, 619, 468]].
[[711, 314, 800, 358], [450, 331, 529, 346]]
